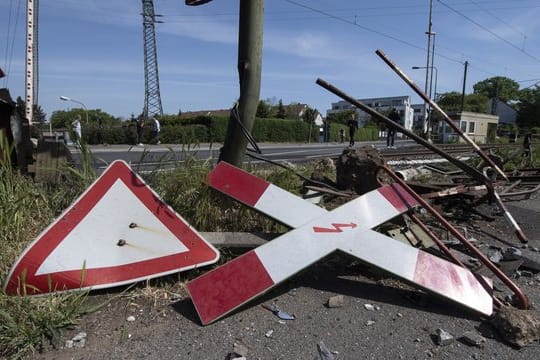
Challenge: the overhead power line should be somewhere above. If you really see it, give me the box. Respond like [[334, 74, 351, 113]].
[[437, 0, 540, 64]]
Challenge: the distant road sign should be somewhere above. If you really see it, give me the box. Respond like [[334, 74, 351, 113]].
[[4, 160, 219, 295]]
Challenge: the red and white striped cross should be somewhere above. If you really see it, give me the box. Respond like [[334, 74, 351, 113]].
[[187, 162, 493, 325]]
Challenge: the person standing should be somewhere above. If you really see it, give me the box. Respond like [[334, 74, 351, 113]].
[[387, 108, 400, 148], [347, 114, 358, 146], [151, 117, 161, 144], [71, 115, 82, 144], [136, 117, 145, 145], [522, 132, 533, 164]]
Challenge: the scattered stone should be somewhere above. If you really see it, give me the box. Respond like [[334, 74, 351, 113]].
[[487, 248, 503, 263], [265, 330, 274, 338], [435, 328, 454, 346], [65, 331, 87, 349], [232, 343, 248, 358], [490, 305, 540, 348], [364, 303, 380, 311], [516, 270, 534, 278], [460, 331, 486, 347], [503, 247, 522, 261], [531, 247, 540, 252], [366, 320, 376, 326], [327, 295, 345, 308], [126, 315, 136, 322], [262, 303, 295, 320], [317, 341, 335, 360]]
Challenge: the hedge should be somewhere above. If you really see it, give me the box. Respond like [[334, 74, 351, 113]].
[[79, 116, 378, 145]]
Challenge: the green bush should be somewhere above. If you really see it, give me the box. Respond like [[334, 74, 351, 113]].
[[75, 116, 382, 145]]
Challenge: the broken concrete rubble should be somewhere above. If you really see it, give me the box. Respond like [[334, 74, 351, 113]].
[[489, 305, 540, 348]]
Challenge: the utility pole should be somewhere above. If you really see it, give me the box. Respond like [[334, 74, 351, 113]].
[[460, 60, 468, 113], [142, 0, 163, 121], [25, 0, 39, 125], [423, 0, 434, 140], [220, 0, 264, 166]]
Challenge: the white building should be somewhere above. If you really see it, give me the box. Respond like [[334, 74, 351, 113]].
[[327, 96, 415, 131]]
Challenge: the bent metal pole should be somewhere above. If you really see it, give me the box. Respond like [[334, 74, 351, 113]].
[[375, 49, 508, 181], [315, 78, 529, 244]]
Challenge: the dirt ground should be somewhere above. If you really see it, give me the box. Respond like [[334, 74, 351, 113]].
[[31, 194, 540, 360]]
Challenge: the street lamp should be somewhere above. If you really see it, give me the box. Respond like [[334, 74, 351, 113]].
[[59, 96, 89, 124], [412, 66, 438, 101]]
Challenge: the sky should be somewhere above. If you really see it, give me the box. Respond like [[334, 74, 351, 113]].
[[1, 0, 540, 121]]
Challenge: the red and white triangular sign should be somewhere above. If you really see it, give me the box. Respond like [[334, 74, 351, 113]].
[[4, 160, 219, 295]]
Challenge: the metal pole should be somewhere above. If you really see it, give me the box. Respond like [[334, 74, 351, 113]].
[[375, 49, 508, 181], [461, 60, 468, 113], [422, 0, 434, 137]]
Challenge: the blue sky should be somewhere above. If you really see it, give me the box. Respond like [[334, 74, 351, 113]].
[[2, 0, 540, 121]]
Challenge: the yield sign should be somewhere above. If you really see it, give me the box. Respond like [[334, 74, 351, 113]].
[[4, 160, 219, 295], [187, 162, 492, 325]]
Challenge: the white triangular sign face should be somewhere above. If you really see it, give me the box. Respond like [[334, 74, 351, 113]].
[[5, 160, 219, 295]]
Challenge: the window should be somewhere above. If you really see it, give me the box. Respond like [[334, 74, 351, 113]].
[[468, 121, 475, 133], [460, 121, 467, 132]]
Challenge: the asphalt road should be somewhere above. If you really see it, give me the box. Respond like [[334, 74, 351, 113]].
[[68, 140, 414, 174]]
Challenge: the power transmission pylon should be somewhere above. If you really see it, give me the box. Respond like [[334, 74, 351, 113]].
[[141, 0, 163, 120]]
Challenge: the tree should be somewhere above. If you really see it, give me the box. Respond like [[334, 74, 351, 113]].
[[32, 105, 46, 125], [256, 100, 271, 118], [517, 85, 540, 128], [302, 106, 318, 124], [276, 99, 286, 119], [436, 92, 488, 113], [473, 76, 519, 103], [327, 109, 356, 125], [50, 109, 118, 128]]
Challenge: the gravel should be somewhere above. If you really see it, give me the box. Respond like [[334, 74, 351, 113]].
[[33, 196, 540, 360]]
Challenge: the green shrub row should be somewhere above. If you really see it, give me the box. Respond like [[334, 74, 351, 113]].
[[78, 116, 379, 145]]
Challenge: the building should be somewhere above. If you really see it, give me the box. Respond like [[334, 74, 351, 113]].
[[488, 98, 517, 125], [327, 96, 415, 130], [438, 111, 499, 144]]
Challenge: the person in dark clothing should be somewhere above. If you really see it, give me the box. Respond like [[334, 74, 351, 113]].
[[136, 117, 145, 145], [522, 132, 533, 164], [347, 114, 358, 146], [387, 108, 400, 147]]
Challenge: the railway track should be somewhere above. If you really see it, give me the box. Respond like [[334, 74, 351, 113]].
[[380, 143, 520, 160]]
